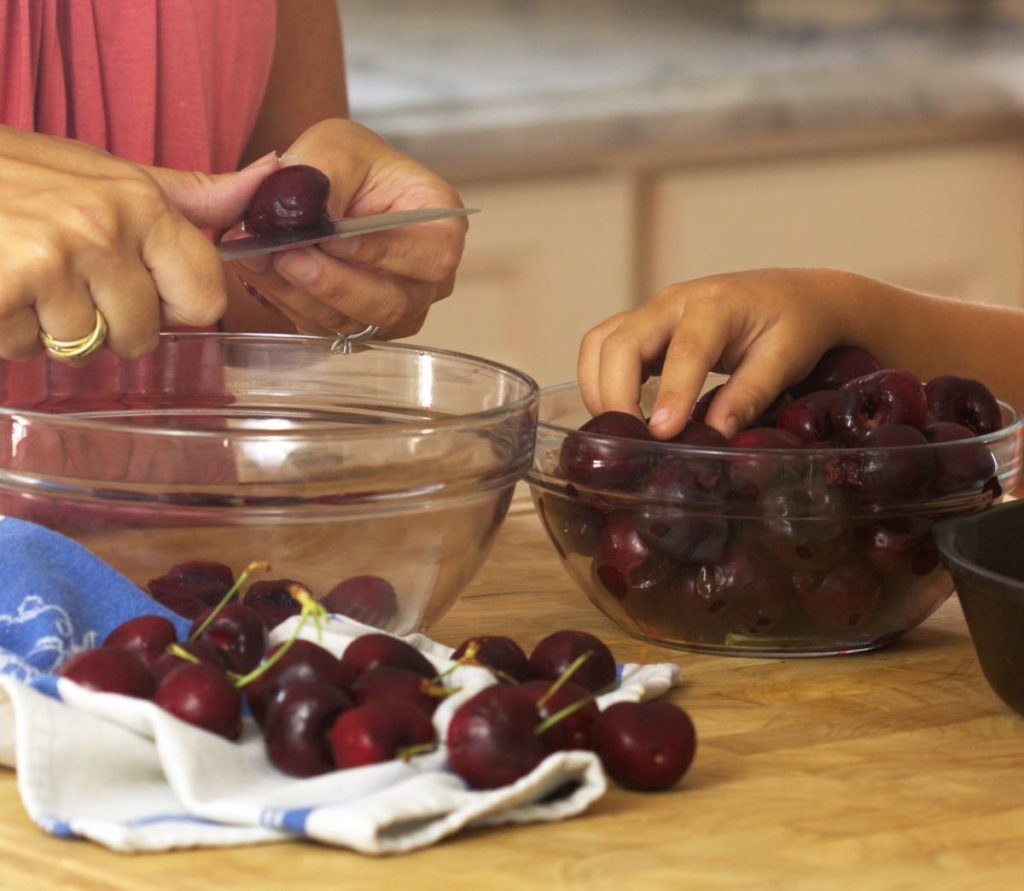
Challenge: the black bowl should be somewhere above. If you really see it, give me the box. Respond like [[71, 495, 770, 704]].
[[936, 500, 1024, 716]]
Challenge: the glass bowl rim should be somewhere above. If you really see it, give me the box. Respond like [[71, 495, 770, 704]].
[[0, 332, 540, 441], [533, 379, 1024, 459]]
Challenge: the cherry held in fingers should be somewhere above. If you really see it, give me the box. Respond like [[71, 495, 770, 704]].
[[243, 164, 331, 235], [592, 701, 697, 791]]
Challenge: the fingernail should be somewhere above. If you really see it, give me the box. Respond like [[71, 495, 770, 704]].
[[649, 408, 672, 429], [275, 248, 321, 285], [242, 151, 278, 170], [237, 254, 270, 274]]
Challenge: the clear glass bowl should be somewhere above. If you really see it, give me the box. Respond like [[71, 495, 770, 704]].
[[527, 377, 1023, 657], [0, 333, 538, 633]]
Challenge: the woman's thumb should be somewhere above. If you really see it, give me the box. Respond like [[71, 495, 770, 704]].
[[143, 153, 279, 229]]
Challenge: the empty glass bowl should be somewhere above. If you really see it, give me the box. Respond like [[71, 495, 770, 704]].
[[0, 333, 538, 633], [527, 377, 1023, 657]]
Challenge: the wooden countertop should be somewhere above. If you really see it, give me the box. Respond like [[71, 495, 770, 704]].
[[0, 507, 1022, 890]]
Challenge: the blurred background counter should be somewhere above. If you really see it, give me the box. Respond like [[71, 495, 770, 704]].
[[343, 0, 1024, 384]]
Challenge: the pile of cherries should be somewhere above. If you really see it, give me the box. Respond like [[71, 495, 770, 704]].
[[57, 562, 696, 793], [538, 347, 1008, 647]]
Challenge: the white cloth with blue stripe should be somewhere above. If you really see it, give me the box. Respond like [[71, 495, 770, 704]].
[[0, 516, 681, 854]]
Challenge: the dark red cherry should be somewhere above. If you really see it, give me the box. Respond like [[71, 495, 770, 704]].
[[321, 575, 399, 628], [150, 638, 230, 683], [859, 517, 939, 578], [592, 701, 696, 791], [727, 427, 805, 498], [559, 411, 654, 489], [796, 346, 881, 394], [749, 389, 795, 428], [103, 615, 178, 667], [350, 664, 448, 717], [759, 483, 851, 570], [831, 369, 928, 444], [593, 510, 674, 601], [330, 700, 436, 769], [338, 632, 436, 684], [154, 662, 242, 739], [519, 679, 598, 752], [245, 638, 352, 726], [826, 424, 934, 500], [624, 565, 727, 644], [689, 385, 723, 424], [528, 630, 617, 694], [241, 579, 303, 630], [151, 592, 208, 620], [794, 556, 882, 629], [924, 422, 997, 495], [58, 647, 156, 698], [924, 374, 1002, 435], [148, 560, 234, 607], [537, 495, 604, 558], [446, 685, 547, 789], [189, 602, 268, 674], [263, 681, 351, 776], [695, 536, 791, 635], [451, 635, 532, 683], [243, 164, 331, 234], [776, 390, 840, 445]]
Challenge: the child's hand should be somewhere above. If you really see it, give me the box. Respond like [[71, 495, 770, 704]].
[[577, 268, 865, 441]]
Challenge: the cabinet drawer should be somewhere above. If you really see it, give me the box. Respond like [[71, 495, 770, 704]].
[[647, 143, 1024, 306], [405, 174, 637, 386]]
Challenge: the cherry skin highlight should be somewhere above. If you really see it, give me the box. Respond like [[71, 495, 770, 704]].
[[243, 164, 331, 235]]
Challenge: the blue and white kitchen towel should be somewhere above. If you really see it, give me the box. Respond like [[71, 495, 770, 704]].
[[0, 515, 681, 855]]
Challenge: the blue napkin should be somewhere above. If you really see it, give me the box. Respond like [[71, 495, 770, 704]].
[[0, 515, 189, 684]]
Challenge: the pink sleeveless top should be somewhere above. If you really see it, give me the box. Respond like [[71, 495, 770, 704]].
[[1, 0, 277, 170], [0, 0, 277, 410]]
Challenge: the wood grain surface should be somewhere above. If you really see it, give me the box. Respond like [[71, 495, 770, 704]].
[[0, 507, 1021, 891]]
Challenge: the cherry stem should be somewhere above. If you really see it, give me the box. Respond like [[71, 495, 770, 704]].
[[437, 640, 518, 686], [397, 741, 438, 762], [165, 643, 202, 666], [188, 560, 270, 642], [534, 689, 601, 737], [537, 650, 591, 709], [232, 583, 328, 688]]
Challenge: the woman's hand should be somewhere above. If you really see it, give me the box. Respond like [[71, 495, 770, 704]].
[[227, 119, 468, 338], [0, 125, 278, 361], [577, 268, 870, 440]]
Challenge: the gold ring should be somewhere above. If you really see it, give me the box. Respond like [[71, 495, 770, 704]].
[[39, 308, 108, 362]]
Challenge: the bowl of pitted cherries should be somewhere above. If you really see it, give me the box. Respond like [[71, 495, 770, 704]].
[[528, 347, 1023, 657]]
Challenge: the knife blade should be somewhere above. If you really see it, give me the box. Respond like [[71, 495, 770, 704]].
[[217, 207, 479, 262]]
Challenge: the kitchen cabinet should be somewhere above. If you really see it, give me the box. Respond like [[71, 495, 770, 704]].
[[404, 173, 638, 387], [646, 141, 1024, 306], [405, 140, 1024, 385]]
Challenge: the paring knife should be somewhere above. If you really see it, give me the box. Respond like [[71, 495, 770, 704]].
[[217, 207, 478, 262]]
